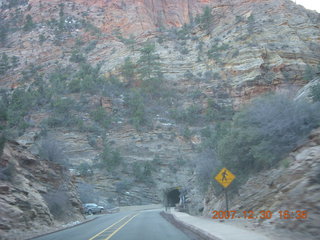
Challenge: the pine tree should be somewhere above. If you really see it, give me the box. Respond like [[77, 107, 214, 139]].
[[137, 43, 163, 94], [121, 57, 135, 84], [23, 15, 35, 32], [0, 25, 7, 46], [0, 53, 9, 75]]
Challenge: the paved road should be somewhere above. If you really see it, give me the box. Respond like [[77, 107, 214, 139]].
[[32, 210, 192, 240]]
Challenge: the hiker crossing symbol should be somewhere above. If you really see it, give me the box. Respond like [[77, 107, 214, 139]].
[[214, 168, 235, 188]]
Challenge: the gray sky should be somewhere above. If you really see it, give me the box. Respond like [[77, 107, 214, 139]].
[[291, 0, 320, 12]]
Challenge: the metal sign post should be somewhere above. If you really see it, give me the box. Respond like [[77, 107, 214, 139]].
[[214, 168, 235, 212], [225, 188, 228, 212]]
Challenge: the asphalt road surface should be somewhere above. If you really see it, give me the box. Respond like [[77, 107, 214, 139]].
[[32, 210, 192, 240]]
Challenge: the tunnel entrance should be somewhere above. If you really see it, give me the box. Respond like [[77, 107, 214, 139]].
[[165, 188, 180, 207]]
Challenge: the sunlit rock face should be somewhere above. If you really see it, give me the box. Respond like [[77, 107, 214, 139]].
[[78, 0, 208, 29], [26, 0, 209, 36]]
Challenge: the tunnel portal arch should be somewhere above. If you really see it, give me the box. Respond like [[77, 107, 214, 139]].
[[167, 188, 180, 207], [164, 187, 181, 208]]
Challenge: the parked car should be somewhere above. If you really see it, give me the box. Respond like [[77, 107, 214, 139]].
[[83, 203, 104, 214]]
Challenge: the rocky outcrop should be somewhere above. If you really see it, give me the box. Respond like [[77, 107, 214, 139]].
[[203, 128, 320, 239], [1, 0, 319, 97], [0, 0, 319, 234], [295, 77, 320, 101], [0, 141, 84, 240], [64, 0, 208, 34]]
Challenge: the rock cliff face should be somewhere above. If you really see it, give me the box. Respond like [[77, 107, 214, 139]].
[[72, 0, 209, 34], [0, 141, 84, 240], [203, 128, 320, 239], [1, 0, 319, 91], [0, 0, 319, 237]]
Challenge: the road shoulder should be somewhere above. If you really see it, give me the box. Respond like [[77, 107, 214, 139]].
[[25, 215, 99, 240], [161, 209, 271, 240]]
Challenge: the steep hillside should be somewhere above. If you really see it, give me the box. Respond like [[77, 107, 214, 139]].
[[203, 128, 320, 239], [0, 0, 319, 237], [0, 141, 84, 240]]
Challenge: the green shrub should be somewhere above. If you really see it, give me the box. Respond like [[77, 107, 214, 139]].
[[207, 44, 229, 60], [126, 89, 146, 129], [43, 189, 70, 220], [77, 182, 100, 203], [81, 19, 101, 36], [68, 78, 82, 93], [121, 57, 135, 83], [232, 49, 240, 57], [0, 134, 6, 157], [195, 6, 213, 32], [200, 123, 230, 150], [152, 154, 162, 165], [49, 66, 71, 94], [46, 114, 83, 129], [176, 24, 191, 40], [182, 127, 192, 139], [0, 163, 15, 182], [84, 40, 98, 53], [10, 56, 19, 68], [39, 34, 46, 45], [51, 98, 74, 114], [205, 99, 234, 121], [303, 64, 316, 82], [91, 107, 112, 128], [0, 53, 9, 75], [0, 25, 7, 45], [23, 14, 35, 31], [180, 47, 189, 55], [132, 161, 153, 183], [70, 49, 86, 63], [310, 83, 320, 102], [101, 143, 122, 171], [170, 105, 202, 125], [195, 150, 220, 194], [39, 137, 67, 165], [115, 179, 132, 193], [247, 14, 255, 34], [137, 43, 163, 95], [0, 97, 8, 122], [45, 98, 85, 130], [217, 93, 320, 182], [69, 63, 104, 94], [184, 70, 194, 80], [6, 89, 35, 130]]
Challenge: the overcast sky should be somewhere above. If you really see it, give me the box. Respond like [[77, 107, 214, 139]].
[[291, 0, 320, 12]]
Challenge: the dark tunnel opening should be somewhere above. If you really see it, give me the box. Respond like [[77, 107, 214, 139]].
[[166, 189, 180, 207]]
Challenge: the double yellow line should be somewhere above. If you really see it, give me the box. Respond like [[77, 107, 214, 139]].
[[89, 213, 139, 240]]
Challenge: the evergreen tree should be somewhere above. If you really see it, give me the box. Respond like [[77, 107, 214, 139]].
[[137, 43, 163, 94], [23, 14, 35, 32], [202, 6, 213, 30], [126, 89, 146, 129], [0, 25, 7, 46], [11, 56, 19, 69], [121, 57, 135, 84], [196, 6, 213, 33], [0, 53, 9, 75]]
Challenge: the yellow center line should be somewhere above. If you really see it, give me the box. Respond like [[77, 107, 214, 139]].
[[88, 215, 131, 240], [104, 213, 140, 240]]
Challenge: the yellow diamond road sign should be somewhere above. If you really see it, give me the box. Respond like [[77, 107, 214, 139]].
[[214, 168, 236, 188]]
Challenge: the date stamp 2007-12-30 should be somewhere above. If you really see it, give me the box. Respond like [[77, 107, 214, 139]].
[[211, 210, 308, 220]]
